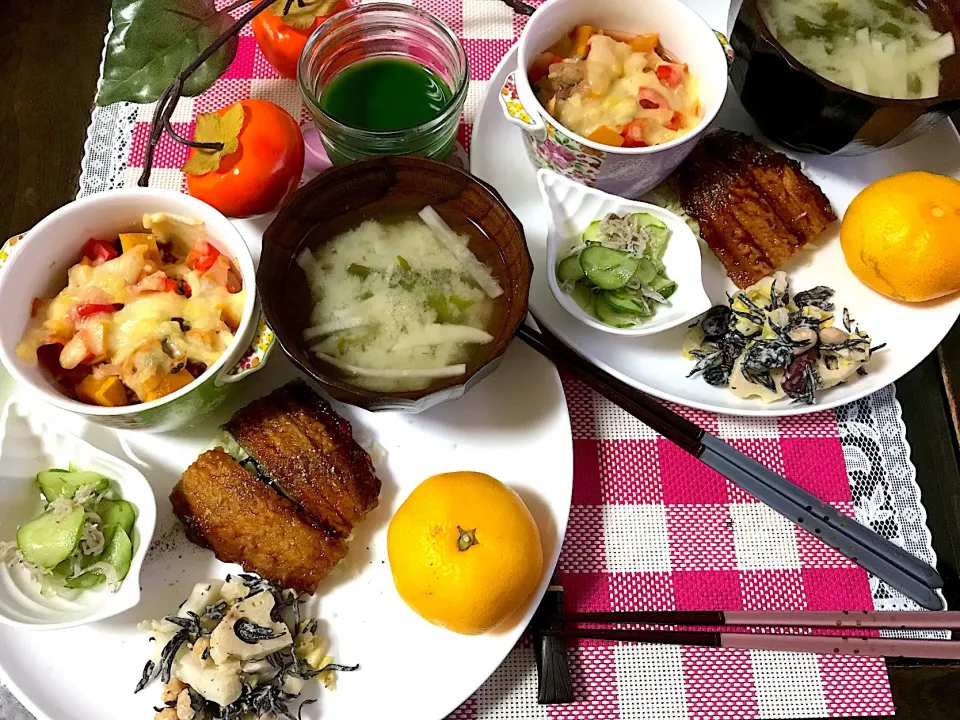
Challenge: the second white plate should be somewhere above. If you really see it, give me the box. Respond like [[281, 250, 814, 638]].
[[472, 45, 960, 417]]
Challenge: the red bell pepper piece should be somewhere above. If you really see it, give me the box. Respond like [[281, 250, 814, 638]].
[[655, 63, 685, 89], [71, 303, 121, 321], [186, 240, 221, 272], [82, 239, 120, 264], [666, 111, 684, 131], [621, 119, 649, 148]]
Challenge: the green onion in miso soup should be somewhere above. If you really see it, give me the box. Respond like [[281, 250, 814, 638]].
[[759, 0, 956, 99], [297, 206, 503, 393]]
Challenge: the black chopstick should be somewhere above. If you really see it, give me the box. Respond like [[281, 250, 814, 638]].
[[516, 318, 944, 610], [541, 626, 960, 660], [555, 609, 960, 630]]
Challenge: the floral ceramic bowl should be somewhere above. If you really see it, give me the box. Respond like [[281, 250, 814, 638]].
[[500, 0, 729, 198], [0, 189, 274, 432]]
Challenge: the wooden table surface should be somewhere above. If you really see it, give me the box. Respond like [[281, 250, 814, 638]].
[[1, 2, 959, 719]]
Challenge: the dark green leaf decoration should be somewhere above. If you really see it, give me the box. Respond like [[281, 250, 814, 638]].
[[97, 0, 238, 106]]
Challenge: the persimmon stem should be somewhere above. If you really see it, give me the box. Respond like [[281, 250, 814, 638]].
[[499, 0, 536, 16], [163, 116, 225, 152], [138, 0, 276, 186]]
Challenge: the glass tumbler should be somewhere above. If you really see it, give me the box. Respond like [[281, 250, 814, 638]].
[[298, 2, 469, 164]]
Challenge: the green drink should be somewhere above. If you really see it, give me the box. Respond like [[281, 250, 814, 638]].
[[319, 58, 453, 132], [298, 4, 468, 164]]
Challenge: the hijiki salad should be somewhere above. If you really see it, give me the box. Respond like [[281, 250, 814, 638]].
[[136, 574, 356, 720], [683, 272, 885, 404]]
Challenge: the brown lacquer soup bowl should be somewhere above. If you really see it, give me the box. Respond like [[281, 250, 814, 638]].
[[259, 156, 534, 412], [730, 0, 960, 155]]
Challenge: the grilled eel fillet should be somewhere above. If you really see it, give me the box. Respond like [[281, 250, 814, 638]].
[[226, 380, 381, 537], [171, 448, 347, 593], [670, 129, 837, 289]]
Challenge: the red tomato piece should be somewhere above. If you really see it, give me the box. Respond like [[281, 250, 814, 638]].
[[621, 119, 649, 148], [186, 240, 221, 272], [655, 63, 685, 89], [83, 239, 119, 264], [163, 278, 179, 293]]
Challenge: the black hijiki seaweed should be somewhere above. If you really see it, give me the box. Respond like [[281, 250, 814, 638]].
[[685, 281, 885, 404], [135, 574, 359, 719]]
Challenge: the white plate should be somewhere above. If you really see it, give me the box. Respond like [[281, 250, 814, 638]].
[[0, 346, 572, 718], [472, 45, 960, 416]]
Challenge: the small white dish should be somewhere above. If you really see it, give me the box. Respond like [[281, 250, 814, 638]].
[[0, 398, 157, 630], [538, 169, 711, 336]]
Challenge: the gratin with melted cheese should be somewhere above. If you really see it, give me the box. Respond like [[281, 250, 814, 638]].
[[16, 213, 245, 407]]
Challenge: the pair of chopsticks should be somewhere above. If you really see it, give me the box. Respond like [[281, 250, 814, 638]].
[[516, 318, 945, 611], [548, 610, 960, 660]]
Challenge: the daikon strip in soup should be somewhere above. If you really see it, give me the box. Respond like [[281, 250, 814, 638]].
[[759, 0, 956, 99], [299, 206, 502, 392]]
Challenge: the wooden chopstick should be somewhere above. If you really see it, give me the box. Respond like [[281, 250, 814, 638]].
[[543, 627, 960, 660], [555, 610, 960, 630], [516, 319, 945, 610]]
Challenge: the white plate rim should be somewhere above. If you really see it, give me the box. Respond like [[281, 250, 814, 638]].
[[472, 44, 960, 417]]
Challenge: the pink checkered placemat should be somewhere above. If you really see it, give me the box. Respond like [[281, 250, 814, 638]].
[[119, 1, 897, 717]]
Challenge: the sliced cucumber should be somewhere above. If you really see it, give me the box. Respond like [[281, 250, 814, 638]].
[[630, 212, 666, 230], [66, 572, 106, 590], [37, 469, 109, 502], [97, 499, 136, 538], [581, 220, 605, 244], [632, 257, 658, 286], [579, 246, 639, 290], [645, 227, 671, 260], [594, 293, 638, 328], [16, 506, 85, 568], [103, 527, 133, 581], [606, 291, 652, 316], [570, 282, 596, 314], [557, 254, 586, 283], [650, 275, 677, 299], [649, 257, 666, 275]]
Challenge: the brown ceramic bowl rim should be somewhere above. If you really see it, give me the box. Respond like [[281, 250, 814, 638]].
[[743, 0, 960, 107], [258, 155, 534, 406]]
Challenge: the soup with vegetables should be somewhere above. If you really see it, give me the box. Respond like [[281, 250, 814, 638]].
[[530, 26, 701, 147], [759, 0, 956, 99], [298, 206, 502, 393]]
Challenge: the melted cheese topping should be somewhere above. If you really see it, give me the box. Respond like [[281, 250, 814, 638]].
[[16, 219, 245, 403]]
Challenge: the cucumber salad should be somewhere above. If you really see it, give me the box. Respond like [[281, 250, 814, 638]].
[[556, 212, 676, 328], [0, 466, 137, 597]]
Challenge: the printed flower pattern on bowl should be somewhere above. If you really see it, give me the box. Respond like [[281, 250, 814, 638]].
[[499, 72, 535, 126], [524, 123, 603, 185], [0, 235, 24, 273], [227, 314, 276, 378]]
